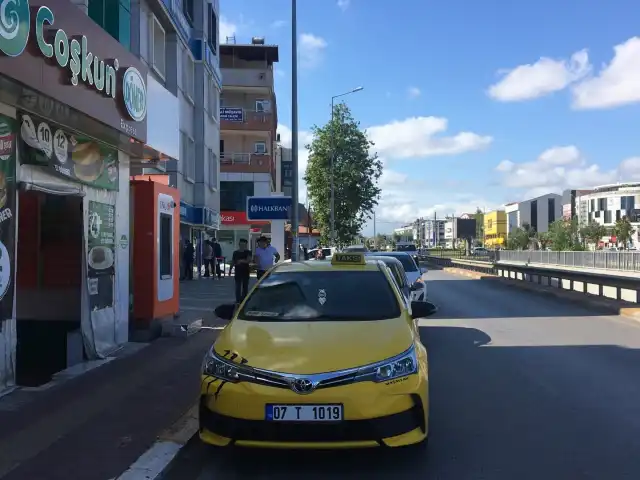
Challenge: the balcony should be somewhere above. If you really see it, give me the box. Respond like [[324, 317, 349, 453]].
[[221, 153, 273, 174], [221, 68, 273, 90], [220, 109, 274, 132]]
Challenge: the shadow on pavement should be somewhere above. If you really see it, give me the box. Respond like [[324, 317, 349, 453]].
[[166, 325, 640, 480], [425, 274, 612, 318]]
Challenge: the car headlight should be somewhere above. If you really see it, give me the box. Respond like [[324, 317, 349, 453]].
[[367, 346, 418, 382], [201, 347, 253, 382]]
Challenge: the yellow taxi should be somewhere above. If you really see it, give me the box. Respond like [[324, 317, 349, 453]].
[[199, 252, 437, 449]]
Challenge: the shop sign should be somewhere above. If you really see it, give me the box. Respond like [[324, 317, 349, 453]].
[[0, 1, 147, 123], [87, 201, 115, 310], [221, 211, 268, 226], [19, 113, 119, 190], [220, 107, 244, 122], [0, 115, 16, 323]]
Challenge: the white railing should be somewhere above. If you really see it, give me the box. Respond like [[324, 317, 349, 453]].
[[497, 250, 640, 272], [220, 152, 251, 164]]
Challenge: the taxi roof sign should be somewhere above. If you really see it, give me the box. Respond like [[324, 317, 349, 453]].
[[331, 252, 366, 266]]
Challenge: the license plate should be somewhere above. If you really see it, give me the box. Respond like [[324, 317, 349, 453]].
[[265, 404, 343, 422]]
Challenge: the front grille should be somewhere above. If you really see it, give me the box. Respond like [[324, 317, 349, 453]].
[[199, 399, 423, 443]]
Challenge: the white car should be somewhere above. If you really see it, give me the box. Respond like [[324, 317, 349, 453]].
[[367, 252, 427, 302]]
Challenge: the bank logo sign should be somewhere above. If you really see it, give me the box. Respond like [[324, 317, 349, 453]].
[[0, 0, 146, 123]]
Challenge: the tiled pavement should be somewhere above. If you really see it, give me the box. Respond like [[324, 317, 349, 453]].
[[0, 277, 241, 480]]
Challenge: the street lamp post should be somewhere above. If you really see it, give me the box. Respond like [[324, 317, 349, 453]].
[[290, 0, 299, 261], [329, 86, 363, 246]]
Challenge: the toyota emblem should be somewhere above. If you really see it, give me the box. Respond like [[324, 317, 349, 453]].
[[291, 378, 314, 394]]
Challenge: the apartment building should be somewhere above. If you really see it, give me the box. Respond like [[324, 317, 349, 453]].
[[78, 0, 223, 243], [505, 193, 562, 235], [218, 38, 279, 260], [484, 210, 507, 247], [576, 183, 640, 246]]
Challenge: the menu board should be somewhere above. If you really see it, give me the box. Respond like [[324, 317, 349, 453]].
[[19, 113, 119, 191], [87, 201, 115, 310], [0, 115, 16, 325]]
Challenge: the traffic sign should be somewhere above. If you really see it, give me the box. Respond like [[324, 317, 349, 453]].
[[246, 196, 292, 221]]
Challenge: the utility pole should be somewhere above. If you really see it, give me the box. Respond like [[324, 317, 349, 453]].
[[290, 0, 299, 261]]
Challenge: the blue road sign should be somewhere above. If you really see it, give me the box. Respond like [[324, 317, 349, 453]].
[[246, 196, 292, 221]]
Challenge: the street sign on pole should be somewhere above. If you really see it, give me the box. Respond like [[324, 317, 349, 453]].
[[246, 196, 293, 221]]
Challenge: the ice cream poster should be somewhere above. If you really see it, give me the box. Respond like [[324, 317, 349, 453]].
[[0, 114, 17, 323], [18, 113, 119, 191]]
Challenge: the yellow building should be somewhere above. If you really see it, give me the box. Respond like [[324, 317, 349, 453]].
[[484, 210, 507, 247]]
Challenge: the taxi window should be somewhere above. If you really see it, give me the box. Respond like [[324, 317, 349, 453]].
[[387, 254, 418, 272], [238, 271, 401, 321], [390, 264, 407, 288]]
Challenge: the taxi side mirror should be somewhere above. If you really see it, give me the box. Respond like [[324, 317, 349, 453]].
[[411, 301, 437, 319], [214, 304, 236, 321]]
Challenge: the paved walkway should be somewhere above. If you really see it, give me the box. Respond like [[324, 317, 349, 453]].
[[0, 278, 241, 480]]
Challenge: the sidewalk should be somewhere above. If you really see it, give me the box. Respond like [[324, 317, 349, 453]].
[[0, 277, 240, 480]]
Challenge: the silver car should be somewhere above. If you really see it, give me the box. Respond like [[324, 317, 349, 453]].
[[366, 252, 427, 302]]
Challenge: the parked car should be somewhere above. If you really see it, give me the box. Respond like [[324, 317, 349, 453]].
[[366, 251, 427, 302], [367, 255, 413, 302]]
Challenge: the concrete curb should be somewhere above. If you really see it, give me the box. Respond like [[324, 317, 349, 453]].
[[115, 404, 199, 480], [441, 267, 640, 322]]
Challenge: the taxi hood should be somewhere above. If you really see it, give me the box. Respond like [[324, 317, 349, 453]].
[[214, 317, 415, 374]]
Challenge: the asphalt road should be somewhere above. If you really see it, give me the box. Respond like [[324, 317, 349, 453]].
[[164, 269, 640, 480]]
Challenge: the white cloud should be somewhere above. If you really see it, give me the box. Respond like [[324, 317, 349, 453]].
[[572, 37, 640, 109], [495, 145, 640, 199], [407, 87, 421, 98], [219, 17, 237, 44], [337, 0, 350, 11], [487, 49, 591, 102], [271, 20, 287, 29], [367, 116, 492, 161], [299, 33, 327, 69]]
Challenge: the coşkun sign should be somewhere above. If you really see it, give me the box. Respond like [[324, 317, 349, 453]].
[[0, 0, 147, 123]]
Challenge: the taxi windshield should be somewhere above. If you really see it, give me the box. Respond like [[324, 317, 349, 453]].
[[238, 271, 401, 321]]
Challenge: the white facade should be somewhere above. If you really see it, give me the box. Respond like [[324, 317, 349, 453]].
[[576, 183, 640, 246], [505, 193, 562, 235], [393, 225, 413, 242], [422, 219, 446, 247]]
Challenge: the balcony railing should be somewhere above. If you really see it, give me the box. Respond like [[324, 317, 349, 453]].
[[220, 108, 274, 131], [220, 153, 272, 173]]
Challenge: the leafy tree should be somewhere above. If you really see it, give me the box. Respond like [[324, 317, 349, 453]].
[[537, 232, 552, 250], [580, 221, 608, 248], [613, 216, 636, 249], [547, 218, 582, 250], [506, 227, 530, 250], [304, 103, 383, 246], [473, 208, 484, 244]]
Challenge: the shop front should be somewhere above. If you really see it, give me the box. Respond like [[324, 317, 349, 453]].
[[180, 203, 220, 276], [0, 0, 150, 392], [219, 211, 267, 260]]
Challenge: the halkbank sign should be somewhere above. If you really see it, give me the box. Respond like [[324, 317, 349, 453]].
[[0, 0, 147, 123]]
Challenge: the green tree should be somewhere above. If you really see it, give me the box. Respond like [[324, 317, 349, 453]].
[[304, 103, 383, 246], [547, 218, 582, 250], [613, 216, 636, 249], [506, 227, 530, 250], [537, 231, 552, 250], [580, 221, 607, 248], [473, 208, 484, 245]]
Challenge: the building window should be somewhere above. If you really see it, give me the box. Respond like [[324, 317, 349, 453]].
[[181, 131, 195, 182], [255, 99, 269, 112], [182, 47, 195, 101], [616, 210, 621, 221], [590, 199, 595, 211], [150, 16, 166, 78], [220, 181, 254, 211], [183, 0, 194, 25], [604, 210, 612, 224], [255, 142, 267, 154], [208, 148, 218, 190], [88, 0, 130, 50], [548, 198, 555, 224], [621, 195, 635, 211], [530, 200, 538, 232], [208, 76, 218, 121], [598, 198, 606, 210], [207, 3, 217, 54]]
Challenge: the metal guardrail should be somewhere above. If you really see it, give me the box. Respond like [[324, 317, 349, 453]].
[[497, 250, 640, 273]]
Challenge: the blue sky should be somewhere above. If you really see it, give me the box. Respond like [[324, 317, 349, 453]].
[[220, 0, 640, 235]]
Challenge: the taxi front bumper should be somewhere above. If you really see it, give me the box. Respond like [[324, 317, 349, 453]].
[[199, 373, 428, 448]]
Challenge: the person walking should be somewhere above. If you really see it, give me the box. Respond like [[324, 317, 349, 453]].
[[212, 237, 223, 279], [254, 236, 280, 280], [231, 238, 252, 304], [182, 239, 194, 280], [203, 239, 214, 277]]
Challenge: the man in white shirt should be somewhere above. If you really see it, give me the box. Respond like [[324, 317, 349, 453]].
[[254, 236, 280, 279]]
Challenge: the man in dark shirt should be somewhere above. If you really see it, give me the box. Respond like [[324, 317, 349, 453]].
[[212, 238, 223, 279], [231, 238, 252, 304]]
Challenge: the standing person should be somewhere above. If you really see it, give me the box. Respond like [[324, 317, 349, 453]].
[[212, 237, 223, 279], [254, 236, 280, 280], [231, 238, 252, 304], [183, 239, 194, 280], [203, 239, 214, 277]]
